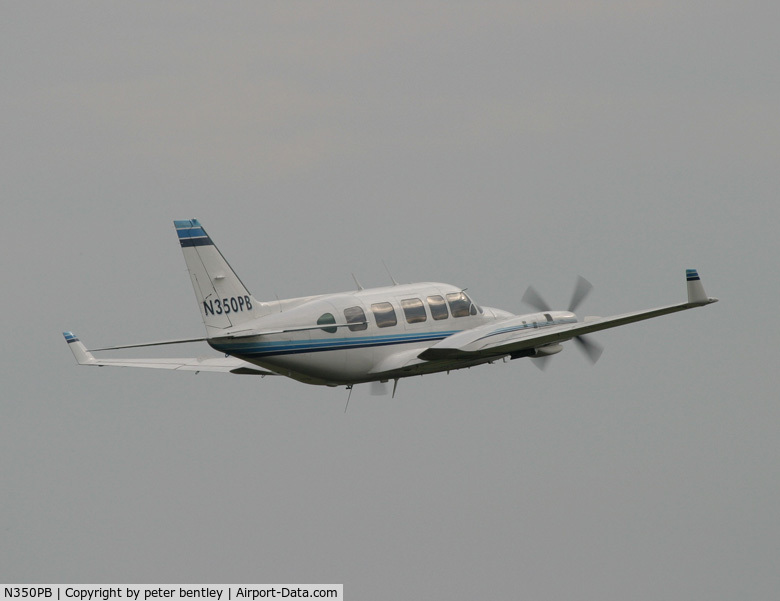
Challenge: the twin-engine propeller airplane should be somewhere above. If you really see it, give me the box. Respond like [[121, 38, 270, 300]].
[[64, 219, 717, 395]]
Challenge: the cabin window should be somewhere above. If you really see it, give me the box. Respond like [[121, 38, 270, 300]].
[[427, 295, 449, 320], [446, 292, 472, 318], [344, 306, 368, 331], [371, 302, 397, 328], [401, 298, 427, 323], [317, 313, 337, 334]]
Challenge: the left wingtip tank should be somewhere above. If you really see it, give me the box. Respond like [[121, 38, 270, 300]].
[[63, 331, 97, 365]]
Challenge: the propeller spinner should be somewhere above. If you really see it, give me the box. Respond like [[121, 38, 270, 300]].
[[522, 276, 603, 369]]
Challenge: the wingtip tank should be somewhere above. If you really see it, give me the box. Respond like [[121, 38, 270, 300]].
[[686, 269, 718, 306]]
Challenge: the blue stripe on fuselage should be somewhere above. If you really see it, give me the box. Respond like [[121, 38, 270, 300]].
[[475, 317, 577, 343], [210, 330, 460, 359]]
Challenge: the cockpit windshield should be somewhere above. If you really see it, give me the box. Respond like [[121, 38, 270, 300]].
[[446, 291, 481, 317]]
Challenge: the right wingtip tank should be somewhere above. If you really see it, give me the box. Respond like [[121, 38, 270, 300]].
[[686, 269, 718, 306]]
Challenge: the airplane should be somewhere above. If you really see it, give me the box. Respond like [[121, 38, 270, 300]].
[[64, 219, 717, 395]]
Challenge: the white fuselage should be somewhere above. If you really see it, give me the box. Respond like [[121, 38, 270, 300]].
[[207, 282, 516, 386]]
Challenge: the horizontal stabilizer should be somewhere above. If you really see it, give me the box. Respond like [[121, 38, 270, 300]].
[[88, 336, 206, 351], [63, 332, 278, 376]]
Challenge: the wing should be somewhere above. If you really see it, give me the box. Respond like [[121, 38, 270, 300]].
[[63, 332, 278, 376], [420, 269, 717, 360]]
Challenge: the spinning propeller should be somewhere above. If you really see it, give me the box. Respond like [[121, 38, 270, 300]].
[[521, 276, 603, 369]]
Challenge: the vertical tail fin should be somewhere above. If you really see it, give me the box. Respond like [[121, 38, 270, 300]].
[[174, 220, 268, 336]]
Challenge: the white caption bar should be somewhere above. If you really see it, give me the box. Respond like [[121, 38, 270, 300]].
[[1, 586, 343, 601]]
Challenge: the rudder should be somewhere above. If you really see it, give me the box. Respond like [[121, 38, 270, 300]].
[[175, 220, 268, 335]]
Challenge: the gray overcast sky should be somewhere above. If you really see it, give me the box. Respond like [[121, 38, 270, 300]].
[[2, 2, 779, 599]]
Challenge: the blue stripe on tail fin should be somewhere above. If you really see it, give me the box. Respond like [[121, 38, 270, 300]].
[[174, 219, 268, 335], [175, 219, 213, 248]]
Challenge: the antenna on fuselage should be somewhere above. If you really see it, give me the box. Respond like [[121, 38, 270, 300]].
[[382, 260, 399, 286], [351, 273, 364, 291], [344, 385, 353, 413]]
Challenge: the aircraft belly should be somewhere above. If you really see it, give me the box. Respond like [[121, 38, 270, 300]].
[[245, 347, 371, 384], [370, 353, 504, 380], [240, 340, 428, 384], [214, 326, 472, 384]]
